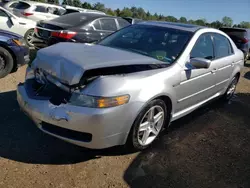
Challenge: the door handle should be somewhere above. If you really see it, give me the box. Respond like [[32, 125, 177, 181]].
[[211, 69, 217, 74]]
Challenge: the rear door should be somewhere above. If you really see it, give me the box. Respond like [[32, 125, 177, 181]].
[[32, 5, 50, 21], [99, 18, 117, 39], [212, 33, 234, 92]]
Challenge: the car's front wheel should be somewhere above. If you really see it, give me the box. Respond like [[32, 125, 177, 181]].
[[0, 47, 14, 78], [127, 99, 168, 150]]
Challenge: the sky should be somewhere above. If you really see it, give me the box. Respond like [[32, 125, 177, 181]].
[[84, 0, 250, 24]]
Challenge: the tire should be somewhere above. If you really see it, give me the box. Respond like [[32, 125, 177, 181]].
[[222, 76, 239, 101], [24, 29, 34, 47], [126, 99, 168, 151], [0, 47, 14, 78]]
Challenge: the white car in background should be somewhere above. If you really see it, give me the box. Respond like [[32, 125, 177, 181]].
[[3, 1, 18, 12], [12, 1, 65, 22], [0, 6, 36, 46], [2, 0, 19, 12], [62, 5, 106, 15]]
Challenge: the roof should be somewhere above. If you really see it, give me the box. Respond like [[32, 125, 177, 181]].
[[138, 21, 205, 32], [19, 0, 64, 8], [62, 12, 116, 19]]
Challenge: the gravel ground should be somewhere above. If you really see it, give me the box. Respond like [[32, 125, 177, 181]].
[[0, 61, 250, 188]]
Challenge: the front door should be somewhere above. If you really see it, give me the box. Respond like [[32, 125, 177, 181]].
[[175, 33, 218, 112], [212, 33, 234, 92]]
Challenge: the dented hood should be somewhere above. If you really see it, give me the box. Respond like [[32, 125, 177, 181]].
[[32, 43, 163, 85]]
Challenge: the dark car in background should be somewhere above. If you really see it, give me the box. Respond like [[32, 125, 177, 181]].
[[220, 27, 250, 63], [32, 13, 131, 49], [0, 29, 29, 78]]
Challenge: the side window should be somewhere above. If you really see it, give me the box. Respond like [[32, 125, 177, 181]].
[[117, 19, 130, 29], [191, 34, 214, 60], [35, 6, 47, 13], [213, 34, 233, 59], [92, 19, 101, 30], [0, 9, 8, 17], [99, 18, 117, 31]]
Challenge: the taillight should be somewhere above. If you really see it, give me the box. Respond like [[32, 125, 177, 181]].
[[22, 12, 33, 16], [51, 31, 77, 40], [242, 38, 249, 44]]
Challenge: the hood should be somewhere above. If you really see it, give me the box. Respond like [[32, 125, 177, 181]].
[[32, 43, 164, 85]]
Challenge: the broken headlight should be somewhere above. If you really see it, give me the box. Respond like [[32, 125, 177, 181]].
[[69, 93, 130, 108]]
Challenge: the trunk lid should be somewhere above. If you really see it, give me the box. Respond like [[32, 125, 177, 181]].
[[32, 43, 164, 85], [35, 20, 67, 39]]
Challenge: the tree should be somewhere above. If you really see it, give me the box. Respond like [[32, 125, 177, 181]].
[[119, 7, 133, 17], [239, 21, 250, 28], [210, 20, 223, 28], [222, 16, 233, 27], [93, 2, 105, 12], [165, 16, 178, 22], [47, 0, 59, 4], [62, 0, 73, 5], [115, 8, 121, 16], [179, 17, 187, 23], [82, 2, 92, 9], [105, 8, 115, 16], [195, 19, 206, 26], [73, 0, 81, 7]]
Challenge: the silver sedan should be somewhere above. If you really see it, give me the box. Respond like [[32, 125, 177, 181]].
[[17, 22, 244, 150]]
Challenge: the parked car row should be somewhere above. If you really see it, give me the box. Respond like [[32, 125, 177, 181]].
[[219, 27, 250, 63]]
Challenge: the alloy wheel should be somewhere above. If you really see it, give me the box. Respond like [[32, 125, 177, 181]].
[[26, 31, 34, 46], [137, 105, 165, 146]]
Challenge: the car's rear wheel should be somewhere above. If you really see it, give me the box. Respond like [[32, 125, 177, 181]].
[[0, 47, 14, 78], [223, 76, 239, 101], [127, 99, 167, 150], [24, 29, 34, 47]]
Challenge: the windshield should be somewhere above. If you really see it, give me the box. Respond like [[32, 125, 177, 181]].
[[99, 24, 192, 64]]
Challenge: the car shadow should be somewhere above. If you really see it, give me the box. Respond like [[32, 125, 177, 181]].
[[124, 93, 250, 188], [0, 90, 130, 165], [244, 71, 250, 80]]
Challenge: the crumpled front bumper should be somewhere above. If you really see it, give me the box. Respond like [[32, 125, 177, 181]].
[[16, 83, 140, 149]]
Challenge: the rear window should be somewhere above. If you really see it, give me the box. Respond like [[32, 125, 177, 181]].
[[14, 2, 30, 9], [117, 19, 130, 29], [50, 13, 91, 26], [220, 28, 246, 38]]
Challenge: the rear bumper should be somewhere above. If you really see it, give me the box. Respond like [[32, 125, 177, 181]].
[[32, 35, 48, 49]]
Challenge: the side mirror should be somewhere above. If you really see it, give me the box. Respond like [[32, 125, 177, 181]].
[[8, 16, 14, 25], [189, 57, 211, 69]]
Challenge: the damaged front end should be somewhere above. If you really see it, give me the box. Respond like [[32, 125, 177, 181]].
[[25, 63, 168, 107]]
